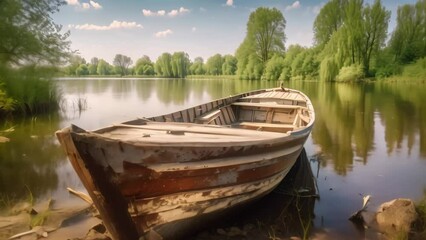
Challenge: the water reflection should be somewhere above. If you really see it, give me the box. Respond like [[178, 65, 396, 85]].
[[305, 82, 426, 175], [0, 115, 63, 200]]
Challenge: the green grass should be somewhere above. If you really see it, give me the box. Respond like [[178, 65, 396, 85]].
[[0, 66, 62, 117]]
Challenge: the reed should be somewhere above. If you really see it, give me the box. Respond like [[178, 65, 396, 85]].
[[0, 66, 62, 117]]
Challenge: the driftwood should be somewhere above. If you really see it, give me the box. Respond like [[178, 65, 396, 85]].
[[67, 187, 94, 205], [349, 195, 371, 224]]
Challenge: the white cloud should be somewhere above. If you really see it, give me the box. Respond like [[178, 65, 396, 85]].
[[143, 7, 190, 17], [66, 0, 80, 5], [71, 20, 143, 31], [285, 1, 301, 11], [155, 29, 173, 38], [90, 0, 102, 9], [142, 9, 165, 16], [168, 9, 179, 17], [192, 27, 197, 32], [82, 2, 90, 9], [226, 0, 233, 7]]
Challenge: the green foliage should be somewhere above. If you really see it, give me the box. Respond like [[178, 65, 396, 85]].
[[135, 55, 155, 76], [0, 84, 16, 116], [206, 54, 224, 75], [389, 0, 426, 64], [320, 57, 339, 81], [189, 57, 205, 75], [155, 52, 172, 77], [113, 54, 133, 76], [336, 64, 364, 82], [313, 0, 346, 46], [401, 57, 426, 78], [88, 57, 99, 75], [75, 64, 89, 76], [97, 59, 112, 75], [263, 55, 284, 81], [0, 0, 70, 66], [315, 0, 390, 77], [236, 7, 286, 79], [65, 55, 86, 76], [222, 55, 237, 75], [171, 52, 190, 78], [0, 66, 61, 116]]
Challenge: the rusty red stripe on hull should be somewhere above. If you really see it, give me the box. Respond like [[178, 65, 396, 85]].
[[118, 149, 301, 198]]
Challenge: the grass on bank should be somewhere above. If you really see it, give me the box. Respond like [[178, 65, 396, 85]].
[[0, 66, 61, 118]]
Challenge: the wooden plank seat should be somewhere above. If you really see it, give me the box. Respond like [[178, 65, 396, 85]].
[[234, 122, 295, 133], [231, 102, 307, 110], [195, 109, 222, 124]]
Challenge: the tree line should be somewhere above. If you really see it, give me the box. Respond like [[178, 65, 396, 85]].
[[63, 0, 426, 81]]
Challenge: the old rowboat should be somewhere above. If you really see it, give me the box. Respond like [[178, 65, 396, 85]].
[[56, 87, 315, 240]]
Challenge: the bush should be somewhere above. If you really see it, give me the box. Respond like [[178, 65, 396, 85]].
[[336, 64, 364, 82], [402, 57, 426, 79]]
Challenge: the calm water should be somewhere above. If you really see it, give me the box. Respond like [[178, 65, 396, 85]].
[[1, 78, 426, 238]]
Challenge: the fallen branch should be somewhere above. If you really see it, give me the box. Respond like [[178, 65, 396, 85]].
[[67, 187, 93, 205]]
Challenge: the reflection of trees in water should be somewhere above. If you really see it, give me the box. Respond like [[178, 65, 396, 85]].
[[374, 83, 426, 157], [134, 80, 154, 101], [89, 79, 110, 94], [156, 79, 189, 105], [310, 83, 374, 175], [111, 79, 133, 99], [0, 114, 63, 201], [309, 81, 426, 175]]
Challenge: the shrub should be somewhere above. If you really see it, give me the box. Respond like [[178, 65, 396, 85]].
[[336, 64, 364, 82]]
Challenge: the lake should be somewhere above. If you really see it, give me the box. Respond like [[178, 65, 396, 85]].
[[1, 78, 425, 239]]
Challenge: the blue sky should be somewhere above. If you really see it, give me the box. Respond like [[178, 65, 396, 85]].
[[53, 0, 417, 64]]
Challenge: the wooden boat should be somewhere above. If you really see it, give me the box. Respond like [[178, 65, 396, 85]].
[[56, 87, 315, 240]]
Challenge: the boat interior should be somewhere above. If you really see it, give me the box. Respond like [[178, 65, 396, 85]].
[[119, 89, 312, 134]]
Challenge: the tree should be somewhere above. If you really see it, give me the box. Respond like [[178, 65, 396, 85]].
[[65, 55, 85, 75], [171, 52, 190, 78], [113, 54, 133, 76], [97, 59, 112, 75], [389, 0, 426, 64], [236, 7, 286, 79], [135, 55, 154, 75], [0, 0, 70, 66], [189, 57, 205, 75], [361, 0, 390, 74], [222, 55, 237, 75], [155, 53, 172, 77], [206, 54, 223, 75], [88, 57, 99, 75], [75, 64, 89, 76], [313, 0, 347, 46], [263, 54, 284, 80]]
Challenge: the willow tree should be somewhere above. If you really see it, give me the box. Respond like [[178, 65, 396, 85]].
[[171, 52, 190, 78], [389, 0, 426, 64], [313, 0, 347, 46], [236, 7, 286, 79], [315, 0, 390, 79]]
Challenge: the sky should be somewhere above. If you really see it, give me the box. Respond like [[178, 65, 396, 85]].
[[53, 0, 418, 64]]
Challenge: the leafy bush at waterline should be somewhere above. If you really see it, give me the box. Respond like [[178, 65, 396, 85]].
[[0, 66, 61, 117], [402, 57, 426, 79], [336, 64, 364, 82]]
